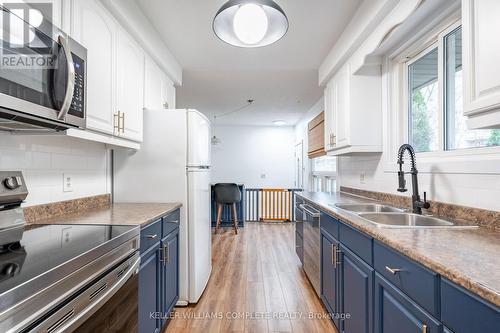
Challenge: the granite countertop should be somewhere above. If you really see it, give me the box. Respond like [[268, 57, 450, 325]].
[[28, 203, 182, 227], [297, 191, 500, 307]]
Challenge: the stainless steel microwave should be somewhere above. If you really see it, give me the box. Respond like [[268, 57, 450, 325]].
[[0, 5, 86, 131]]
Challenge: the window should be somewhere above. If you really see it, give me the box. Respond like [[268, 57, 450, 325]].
[[311, 155, 336, 192], [408, 47, 440, 152], [406, 24, 500, 153]]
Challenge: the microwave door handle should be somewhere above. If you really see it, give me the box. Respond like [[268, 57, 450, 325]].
[[57, 35, 75, 120]]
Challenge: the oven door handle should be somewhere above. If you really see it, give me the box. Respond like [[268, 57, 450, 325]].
[[56, 256, 140, 333], [57, 35, 75, 121]]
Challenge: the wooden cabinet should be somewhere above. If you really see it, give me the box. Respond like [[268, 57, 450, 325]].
[[71, 0, 116, 135], [463, 0, 500, 129], [374, 273, 442, 333], [139, 210, 180, 333], [144, 56, 175, 110], [340, 245, 374, 333], [324, 62, 382, 155], [116, 28, 144, 142], [307, 112, 326, 158]]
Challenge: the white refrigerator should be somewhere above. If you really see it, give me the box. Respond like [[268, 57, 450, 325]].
[[113, 109, 212, 304]]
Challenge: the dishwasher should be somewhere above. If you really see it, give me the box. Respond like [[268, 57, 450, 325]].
[[300, 202, 321, 296]]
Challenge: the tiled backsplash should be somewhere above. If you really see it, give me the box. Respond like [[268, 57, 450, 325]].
[[0, 133, 110, 206]]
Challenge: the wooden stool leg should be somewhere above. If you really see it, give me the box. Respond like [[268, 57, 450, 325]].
[[232, 203, 238, 235], [216, 203, 222, 234]]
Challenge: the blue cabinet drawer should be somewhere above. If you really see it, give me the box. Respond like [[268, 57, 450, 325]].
[[339, 222, 373, 265], [374, 241, 439, 317], [375, 273, 442, 333], [162, 210, 180, 238], [441, 278, 500, 333], [141, 219, 162, 254], [320, 212, 339, 239]]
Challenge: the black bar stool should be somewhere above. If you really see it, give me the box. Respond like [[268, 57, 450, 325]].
[[214, 183, 241, 234]]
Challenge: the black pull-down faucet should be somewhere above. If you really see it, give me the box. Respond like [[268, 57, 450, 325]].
[[397, 144, 430, 215]]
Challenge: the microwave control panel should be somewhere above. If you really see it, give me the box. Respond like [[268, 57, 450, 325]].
[[68, 54, 85, 118]]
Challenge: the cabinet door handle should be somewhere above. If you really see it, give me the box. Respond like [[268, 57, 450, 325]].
[[332, 244, 337, 267], [114, 112, 119, 134], [422, 324, 427, 333], [145, 234, 157, 239], [163, 244, 170, 265], [385, 266, 404, 275], [119, 112, 125, 134], [336, 247, 342, 266]]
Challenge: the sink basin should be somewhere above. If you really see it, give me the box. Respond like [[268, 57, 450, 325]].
[[358, 213, 477, 229], [334, 203, 404, 213]]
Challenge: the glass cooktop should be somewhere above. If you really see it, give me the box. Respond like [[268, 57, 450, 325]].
[[0, 223, 138, 297]]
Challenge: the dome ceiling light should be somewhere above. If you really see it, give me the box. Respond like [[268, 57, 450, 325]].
[[213, 0, 289, 48]]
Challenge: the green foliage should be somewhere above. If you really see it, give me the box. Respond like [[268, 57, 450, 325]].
[[487, 129, 500, 147], [411, 90, 432, 152]]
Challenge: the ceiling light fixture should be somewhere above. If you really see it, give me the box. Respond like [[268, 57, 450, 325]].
[[273, 120, 287, 126], [213, 0, 288, 48]]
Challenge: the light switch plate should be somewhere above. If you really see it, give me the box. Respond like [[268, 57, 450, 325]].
[[63, 173, 73, 192]]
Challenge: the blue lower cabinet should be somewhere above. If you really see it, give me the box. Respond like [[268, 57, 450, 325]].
[[139, 209, 180, 333], [340, 244, 374, 333], [159, 230, 179, 327], [441, 278, 500, 333], [321, 230, 341, 330], [374, 273, 442, 333], [139, 248, 161, 333]]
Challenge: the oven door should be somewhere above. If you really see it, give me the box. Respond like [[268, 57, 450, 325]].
[[0, 5, 86, 129]]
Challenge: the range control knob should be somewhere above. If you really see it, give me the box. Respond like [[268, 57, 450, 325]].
[[3, 177, 21, 190]]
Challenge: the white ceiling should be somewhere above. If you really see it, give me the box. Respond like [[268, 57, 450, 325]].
[[136, 0, 362, 126]]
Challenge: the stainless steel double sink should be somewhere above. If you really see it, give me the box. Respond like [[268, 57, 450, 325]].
[[331, 203, 477, 229]]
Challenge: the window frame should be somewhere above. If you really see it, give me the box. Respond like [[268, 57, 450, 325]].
[[397, 19, 500, 160]]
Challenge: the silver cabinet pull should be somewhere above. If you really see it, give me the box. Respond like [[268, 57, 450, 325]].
[[336, 247, 342, 266], [145, 234, 157, 239], [163, 244, 170, 265], [385, 266, 403, 275], [332, 244, 337, 267], [114, 112, 119, 134]]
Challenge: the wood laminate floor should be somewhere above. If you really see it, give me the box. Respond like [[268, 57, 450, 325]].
[[164, 222, 338, 333]]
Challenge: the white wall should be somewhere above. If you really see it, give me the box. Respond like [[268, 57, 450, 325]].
[[0, 133, 109, 206], [294, 98, 324, 191], [211, 126, 295, 188]]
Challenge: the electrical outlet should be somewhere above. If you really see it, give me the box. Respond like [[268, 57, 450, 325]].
[[63, 173, 73, 192], [61, 226, 73, 248], [360, 172, 367, 184]]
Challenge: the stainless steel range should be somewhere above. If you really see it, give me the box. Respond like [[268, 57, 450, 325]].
[[0, 171, 140, 333]]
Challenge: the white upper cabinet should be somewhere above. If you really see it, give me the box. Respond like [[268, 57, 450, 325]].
[[144, 56, 176, 110], [463, 0, 500, 129], [116, 28, 144, 142], [71, 0, 116, 135], [324, 62, 382, 155], [163, 74, 176, 109]]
